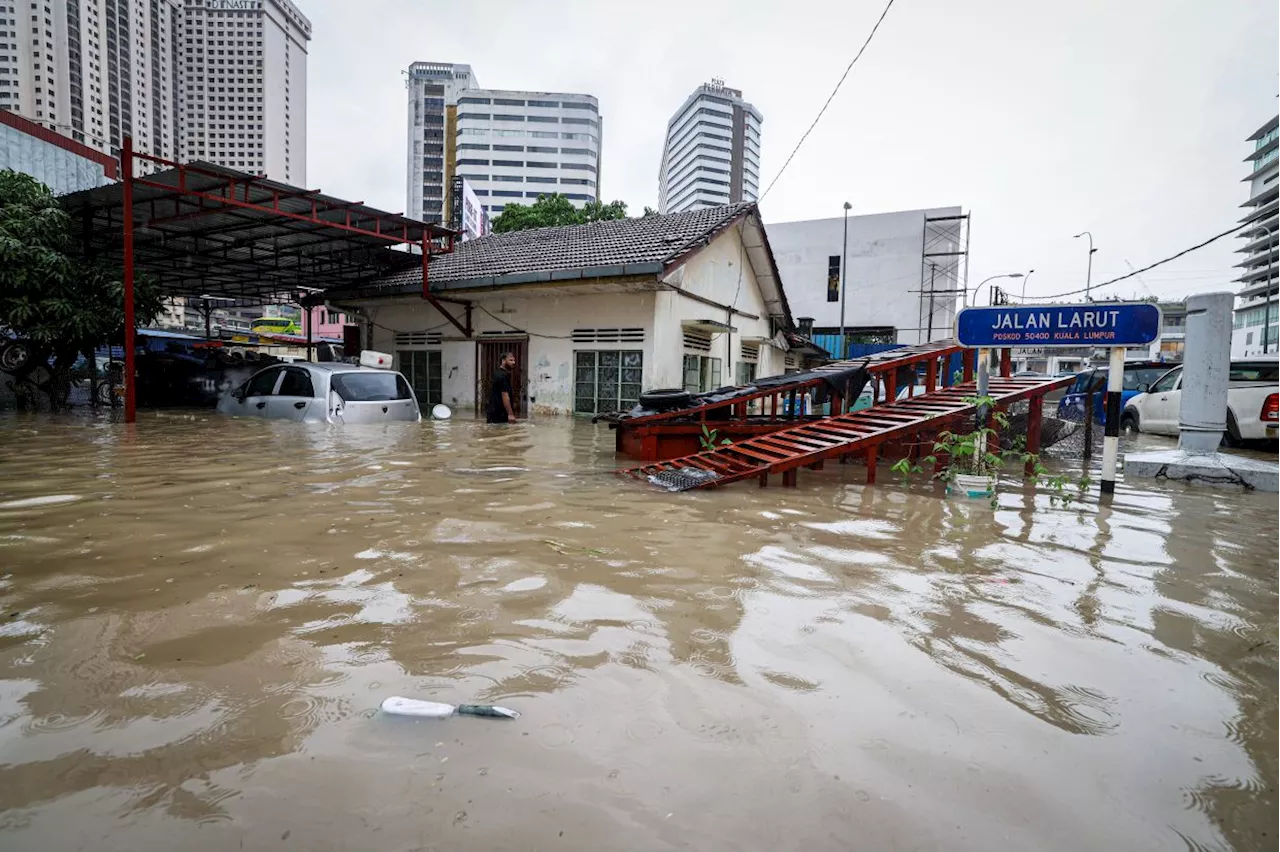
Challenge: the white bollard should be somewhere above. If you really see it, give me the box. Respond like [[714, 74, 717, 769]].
[[1099, 346, 1125, 493], [1179, 292, 1234, 454]]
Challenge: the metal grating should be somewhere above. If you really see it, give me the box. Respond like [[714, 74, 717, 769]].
[[647, 467, 721, 492]]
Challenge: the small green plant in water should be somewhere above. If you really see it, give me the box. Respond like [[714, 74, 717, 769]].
[[891, 394, 1088, 508], [699, 424, 732, 452]]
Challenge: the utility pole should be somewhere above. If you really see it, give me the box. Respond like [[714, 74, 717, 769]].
[[838, 201, 851, 359]]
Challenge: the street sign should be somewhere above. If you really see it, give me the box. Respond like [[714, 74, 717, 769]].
[[954, 303, 1161, 348]]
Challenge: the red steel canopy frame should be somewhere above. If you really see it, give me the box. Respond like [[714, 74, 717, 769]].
[[66, 137, 458, 422]]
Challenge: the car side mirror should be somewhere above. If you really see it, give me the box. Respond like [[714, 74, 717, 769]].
[[1136, 383, 1150, 393], [232, 388, 246, 402]]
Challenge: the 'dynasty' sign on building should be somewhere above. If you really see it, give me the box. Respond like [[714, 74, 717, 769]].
[[954, 303, 1162, 348]]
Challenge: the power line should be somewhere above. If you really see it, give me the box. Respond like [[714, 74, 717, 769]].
[[758, 0, 899, 202], [1020, 221, 1251, 302]]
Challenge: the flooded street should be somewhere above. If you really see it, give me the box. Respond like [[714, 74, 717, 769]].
[[0, 412, 1275, 851]]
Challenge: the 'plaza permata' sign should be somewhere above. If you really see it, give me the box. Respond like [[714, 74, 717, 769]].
[[955, 303, 1162, 348]]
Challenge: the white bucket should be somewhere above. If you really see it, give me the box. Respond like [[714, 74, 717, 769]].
[[431, 404, 452, 420], [949, 473, 995, 499]]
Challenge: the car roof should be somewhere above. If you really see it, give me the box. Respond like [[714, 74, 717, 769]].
[[256, 362, 391, 374]]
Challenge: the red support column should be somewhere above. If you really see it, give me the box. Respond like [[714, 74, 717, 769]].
[[884, 371, 896, 406], [122, 135, 137, 425], [866, 445, 878, 484], [926, 358, 937, 393], [962, 349, 975, 383], [782, 468, 798, 488], [421, 238, 430, 298], [1025, 395, 1043, 476], [1000, 348, 1012, 378]]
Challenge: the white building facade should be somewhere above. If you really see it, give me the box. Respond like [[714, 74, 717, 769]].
[[178, 0, 310, 184], [767, 207, 967, 352], [327, 205, 793, 417], [405, 61, 476, 224], [453, 88, 601, 218], [0, 0, 182, 167], [1232, 115, 1278, 358], [658, 80, 761, 214]]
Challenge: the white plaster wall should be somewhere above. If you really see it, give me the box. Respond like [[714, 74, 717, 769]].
[[354, 229, 788, 413], [653, 222, 781, 388], [364, 290, 657, 416], [767, 207, 962, 344]]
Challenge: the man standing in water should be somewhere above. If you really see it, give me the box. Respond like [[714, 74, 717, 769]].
[[486, 351, 518, 424]]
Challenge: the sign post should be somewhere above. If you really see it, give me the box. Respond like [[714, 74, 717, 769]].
[[955, 302, 1162, 495]]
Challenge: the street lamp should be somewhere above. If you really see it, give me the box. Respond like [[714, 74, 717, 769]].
[[1074, 231, 1097, 301], [1020, 268, 1036, 302], [838, 201, 852, 359], [972, 272, 1024, 306]]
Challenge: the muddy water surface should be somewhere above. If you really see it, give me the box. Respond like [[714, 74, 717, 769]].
[[0, 412, 1275, 851]]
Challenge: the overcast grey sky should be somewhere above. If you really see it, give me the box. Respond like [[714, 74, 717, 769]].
[[305, 0, 1278, 303]]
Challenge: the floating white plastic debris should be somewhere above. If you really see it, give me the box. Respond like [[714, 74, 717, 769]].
[[379, 696, 519, 720]]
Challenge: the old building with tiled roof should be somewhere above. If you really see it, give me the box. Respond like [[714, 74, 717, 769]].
[[327, 203, 803, 417]]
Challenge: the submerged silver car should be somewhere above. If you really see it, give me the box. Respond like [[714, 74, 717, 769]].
[[216, 362, 421, 424]]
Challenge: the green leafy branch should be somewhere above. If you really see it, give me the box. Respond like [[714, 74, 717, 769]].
[[699, 424, 732, 452]]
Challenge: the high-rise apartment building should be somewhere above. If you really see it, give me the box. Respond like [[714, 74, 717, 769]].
[[178, 0, 310, 184], [0, 0, 183, 167], [1232, 115, 1278, 357], [405, 62, 602, 222], [658, 79, 761, 214], [0, 0, 308, 184], [405, 61, 477, 224]]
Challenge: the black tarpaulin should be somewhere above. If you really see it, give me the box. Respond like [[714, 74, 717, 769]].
[[614, 361, 871, 421]]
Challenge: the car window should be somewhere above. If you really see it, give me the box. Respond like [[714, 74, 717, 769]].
[[1071, 371, 1101, 394], [331, 372, 412, 402], [1228, 362, 1280, 382], [277, 368, 315, 397], [245, 367, 283, 397], [1122, 367, 1170, 391], [1148, 368, 1181, 394]]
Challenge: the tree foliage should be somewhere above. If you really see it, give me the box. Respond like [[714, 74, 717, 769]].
[[0, 169, 165, 407], [490, 192, 631, 233]]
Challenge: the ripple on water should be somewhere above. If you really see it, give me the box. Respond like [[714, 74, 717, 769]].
[[759, 670, 821, 692], [0, 494, 82, 509], [500, 576, 547, 593], [1053, 684, 1119, 735]]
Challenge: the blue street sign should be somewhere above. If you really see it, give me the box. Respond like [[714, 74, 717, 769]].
[[954, 303, 1162, 348]]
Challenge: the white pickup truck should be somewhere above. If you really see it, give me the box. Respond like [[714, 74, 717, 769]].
[[1121, 358, 1278, 445]]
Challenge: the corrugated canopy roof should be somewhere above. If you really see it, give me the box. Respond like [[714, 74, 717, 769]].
[[60, 161, 454, 302]]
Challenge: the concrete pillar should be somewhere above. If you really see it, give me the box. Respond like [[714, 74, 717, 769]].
[[1179, 292, 1234, 454]]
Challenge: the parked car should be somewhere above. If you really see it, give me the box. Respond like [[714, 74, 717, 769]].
[[1056, 361, 1176, 425], [216, 362, 421, 423], [1121, 359, 1279, 445]]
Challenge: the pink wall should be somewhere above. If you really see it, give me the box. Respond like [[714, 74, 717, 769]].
[[305, 306, 350, 340]]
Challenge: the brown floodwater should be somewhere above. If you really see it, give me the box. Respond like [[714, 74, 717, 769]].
[[0, 411, 1275, 851]]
